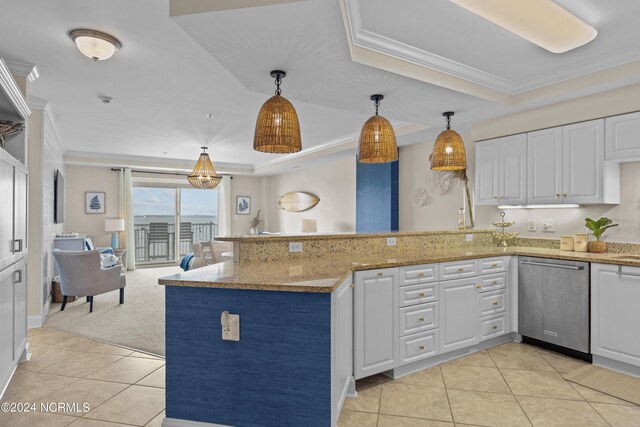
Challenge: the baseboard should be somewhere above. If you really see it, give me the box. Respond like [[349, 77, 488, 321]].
[[28, 296, 52, 329], [162, 417, 232, 427], [593, 355, 640, 378]]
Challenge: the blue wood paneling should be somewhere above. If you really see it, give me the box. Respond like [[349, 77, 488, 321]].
[[356, 159, 399, 233], [165, 286, 331, 427]]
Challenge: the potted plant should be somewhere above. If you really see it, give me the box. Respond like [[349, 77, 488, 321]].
[[585, 217, 618, 253]]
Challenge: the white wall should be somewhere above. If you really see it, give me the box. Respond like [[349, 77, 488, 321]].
[[267, 155, 356, 234], [64, 165, 120, 247], [230, 175, 268, 235]]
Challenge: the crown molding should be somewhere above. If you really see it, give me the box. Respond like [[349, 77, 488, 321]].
[[0, 58, 31, 119], [64, 151, 255, 175], [5, 60, 39, 83], [341, 0, 640, 98]]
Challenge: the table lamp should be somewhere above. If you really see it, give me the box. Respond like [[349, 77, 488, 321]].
[[105, 219, 125, 249], [302, 219, 317, 233]]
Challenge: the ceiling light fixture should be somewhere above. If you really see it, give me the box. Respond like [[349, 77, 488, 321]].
[[450, 0, 597, 53], [431, 112, 467, 171], [358, 94, 398, 163], [253, 70, 301, 154], [188, 147, 222, 189], [69, 29, 121, 61]]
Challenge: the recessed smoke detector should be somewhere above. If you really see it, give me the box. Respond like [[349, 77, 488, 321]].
[[99, 96, 113, 104]]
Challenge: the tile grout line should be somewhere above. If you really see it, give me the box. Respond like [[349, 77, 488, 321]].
[[487, 348, 534, 427], [441, 365, 456, 424]]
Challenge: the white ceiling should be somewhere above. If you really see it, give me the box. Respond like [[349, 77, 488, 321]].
[[1, 0, 639, 175]]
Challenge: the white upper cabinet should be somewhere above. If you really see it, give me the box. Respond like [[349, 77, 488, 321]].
[[562, 119, 618, 204], [475, 134, 526, 206], [527, 127, 563, 204], [475, 139, 500, 205], [606, 111, 640, 161]]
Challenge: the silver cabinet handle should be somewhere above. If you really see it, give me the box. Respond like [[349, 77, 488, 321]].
[[14, 239, 23, 252], [521, 260, 584, 270], [14, 270, 22, 284]]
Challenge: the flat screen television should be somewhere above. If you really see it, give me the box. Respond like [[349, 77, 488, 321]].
[[54, 169, 64, 224]]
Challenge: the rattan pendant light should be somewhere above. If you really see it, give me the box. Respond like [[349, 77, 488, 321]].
[[188, 147, 222, 189], [253, 70, 301, 154], [358, 94, 398, 163], [431, 112, 467, 171]]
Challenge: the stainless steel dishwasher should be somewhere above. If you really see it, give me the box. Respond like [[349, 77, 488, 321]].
[[518, 257, 590, 356]]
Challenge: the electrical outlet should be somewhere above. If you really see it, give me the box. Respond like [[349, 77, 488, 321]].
[[221, 311, 240, 341], [386, 237, 397, 247], [542, 220, 555, 233], [289, 242, 303, 253], [528, 219, 537, 232], [466, 234, 473, 242]]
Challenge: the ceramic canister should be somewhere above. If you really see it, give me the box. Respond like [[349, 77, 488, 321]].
[[574, 233, 588, 252], [560, 236, 574, 251]]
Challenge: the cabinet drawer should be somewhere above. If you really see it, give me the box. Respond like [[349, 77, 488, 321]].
[[399, 283, 437, 307], [476, 273, 506, 293], [479, 257, 507, 274], [439, 259, 478, 280], [400, 329, 438, 365], [479, 289, 506, 317], [400, 264, 438, 286], [399, 302, 438, 337], [480, 313, 506, 341]]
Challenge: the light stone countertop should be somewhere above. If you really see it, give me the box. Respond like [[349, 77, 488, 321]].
[[214, 229, 494, 242], [158, 246, 640, 293]]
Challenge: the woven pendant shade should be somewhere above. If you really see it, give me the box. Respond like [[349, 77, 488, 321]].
[[188, 147, 222, 189], [431, 112, 467, 171], [358, 94, 398, 163], [254, 70, 301, 154]]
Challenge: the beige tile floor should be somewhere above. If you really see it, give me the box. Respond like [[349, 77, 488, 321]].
[[3, 329, 640, 426], [1, 328, 165, 427], [340, 342, 640, 427]]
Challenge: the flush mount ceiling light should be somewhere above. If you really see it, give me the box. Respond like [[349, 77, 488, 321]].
[[450, 0, 597, 53], [69, 29, 121, 61], [253, 70, 301, 154], [431, 112, 467, 171], [358, 94, 398, 163], [188, 147, 222, 189]]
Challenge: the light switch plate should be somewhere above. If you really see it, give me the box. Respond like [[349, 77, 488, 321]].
[[386, 237, 397, 247], [542, 220, 555, 233], [289, 242, 303, 252], [221, 311, 240, 341], [466, 234, 473, 242], [528, 219, 537, 232]]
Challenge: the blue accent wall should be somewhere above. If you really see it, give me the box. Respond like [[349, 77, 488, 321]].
[[165, 286, 331, 427], [356, 159, 399, 233]]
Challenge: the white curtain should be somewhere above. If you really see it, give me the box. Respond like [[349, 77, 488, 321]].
[[120, 168, 136, 270], [218, 175, 231, 237]]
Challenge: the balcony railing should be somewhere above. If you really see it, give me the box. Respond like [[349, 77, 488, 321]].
[[133, 222, 218, 263]]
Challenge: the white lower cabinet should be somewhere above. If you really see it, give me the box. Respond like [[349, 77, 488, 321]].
[[0, 259, 27, 398], [591, 263, 640, 367], [331, 277, 353, 427], [480, 313, 507, 341], [400, 329, 438, 364], [354, 268, 398, 379], [440, 277, 481, 352]]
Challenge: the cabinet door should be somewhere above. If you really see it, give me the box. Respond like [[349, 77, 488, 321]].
[[13, 168, 27, 256], [440, 277, 479, 353], [592, 264, 640, 366], [0, 159, 14, 268], [527, 127, 562, 204], [563, 119, 605, 204], [354, 268, 398, 379], [331, 277, 352, 426], [499, 134, 527, 205], [0, 266, 15, 383], [13, 261, 26, 360], [605, 111, 640, 161], [474, 139, 500, 206]]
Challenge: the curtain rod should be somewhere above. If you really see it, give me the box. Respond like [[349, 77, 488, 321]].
[[109, 168, 232, 178]]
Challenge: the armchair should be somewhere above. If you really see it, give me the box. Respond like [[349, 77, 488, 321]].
[[53, 250, 126, 313]]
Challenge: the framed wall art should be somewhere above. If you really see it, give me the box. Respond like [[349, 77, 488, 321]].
[[236, 196, 251, 215], [86, 192, 106, 214]]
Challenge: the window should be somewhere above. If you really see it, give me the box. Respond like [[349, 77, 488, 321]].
[[132, 186, 218, 264]]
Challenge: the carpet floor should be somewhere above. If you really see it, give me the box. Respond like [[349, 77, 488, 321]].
[[44, 265, 179, 356]]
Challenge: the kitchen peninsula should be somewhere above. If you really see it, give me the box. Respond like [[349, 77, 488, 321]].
[[159, 230, 640, 427]]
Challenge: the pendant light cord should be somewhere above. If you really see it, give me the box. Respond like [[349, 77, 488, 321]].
[[374, 98, 380, 115], [445, 113, 451, 130]]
